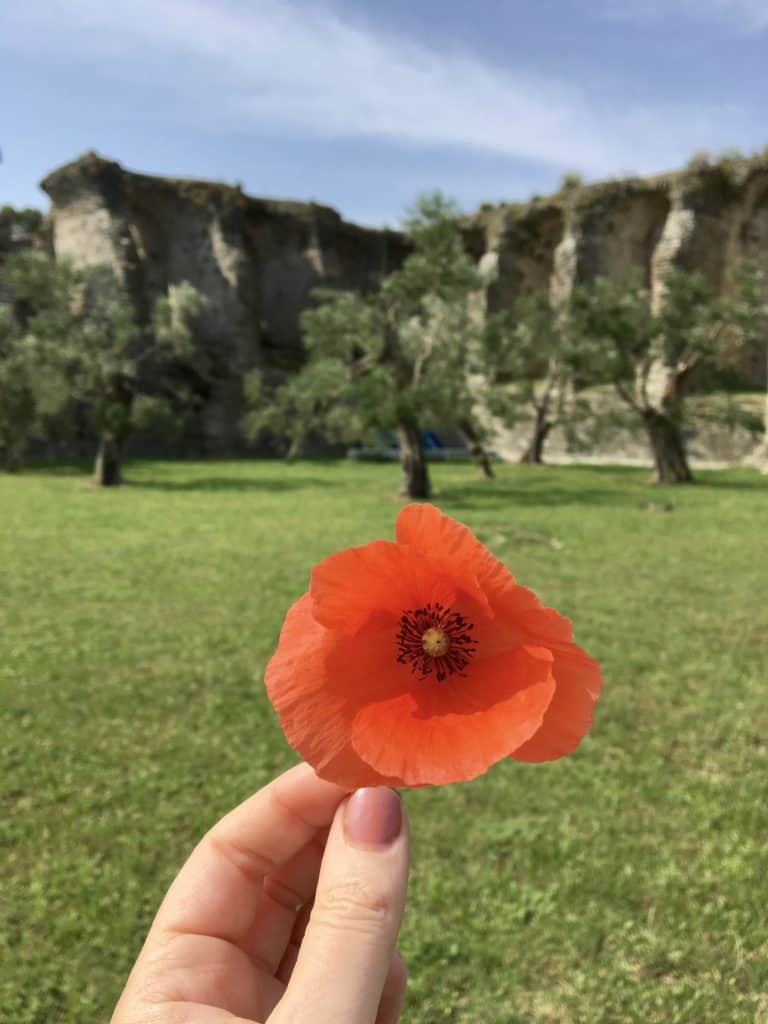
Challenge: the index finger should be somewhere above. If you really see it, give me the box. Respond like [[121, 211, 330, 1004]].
[[147, 762, 348, 947]]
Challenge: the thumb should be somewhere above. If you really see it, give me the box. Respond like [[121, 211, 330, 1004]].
[[271, 787, 409, 1024]]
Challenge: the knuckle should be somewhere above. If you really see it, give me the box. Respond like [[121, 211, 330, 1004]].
[[263, 873, 304, 912], [312, 877, 392, 937]]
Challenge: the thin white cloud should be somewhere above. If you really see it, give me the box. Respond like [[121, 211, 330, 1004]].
[[0, 0, 755, 179], [602, 0, 768, 32]]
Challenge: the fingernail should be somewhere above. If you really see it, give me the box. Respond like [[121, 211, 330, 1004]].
[[344, 787, 402, 849]]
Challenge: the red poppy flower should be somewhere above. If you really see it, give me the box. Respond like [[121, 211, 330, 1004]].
[[266, 503, 602, 788]]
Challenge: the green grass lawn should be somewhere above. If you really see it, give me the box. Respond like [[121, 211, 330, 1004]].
[[1, 459, 767, 1023]]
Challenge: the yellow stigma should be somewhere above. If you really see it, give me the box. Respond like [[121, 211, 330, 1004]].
[[422, 627, 451, 658]]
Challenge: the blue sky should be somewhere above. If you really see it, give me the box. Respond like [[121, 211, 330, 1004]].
[[1, 0, 767, 226]]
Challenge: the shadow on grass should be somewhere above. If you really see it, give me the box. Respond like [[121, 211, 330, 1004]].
[[437, 466, 645, 508], [17, 460, 92, 478], [439, 486, 632, 509], [16, 458, 345, 492], [125, 475, 338, 493], [7, 467, 337, 493], [693, 474, 768, 491], [15, 458, 764, 500], [440, 464, 766, 508]]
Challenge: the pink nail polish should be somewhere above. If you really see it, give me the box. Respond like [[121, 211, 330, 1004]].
[[344, 787, 402, 849]]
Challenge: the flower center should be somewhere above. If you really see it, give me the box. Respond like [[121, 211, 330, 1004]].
[[396, 602, 478, 682], [422, 627, 450, 657]]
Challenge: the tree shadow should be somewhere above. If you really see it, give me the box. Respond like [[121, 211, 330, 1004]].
[[436, 467, 643, 509], [18, 460, 92, 478], [126, 475, 337, 493], [692, 475, 768, 492], [439, 487, 630, 510], [438, 464, 766, 508]]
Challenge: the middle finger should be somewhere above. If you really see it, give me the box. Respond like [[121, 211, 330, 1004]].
[[239, 829, 327, 974]]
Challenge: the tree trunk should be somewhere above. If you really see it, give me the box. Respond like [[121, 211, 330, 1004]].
[[285, 436, 302, 463], [745, 356, 768, 473], [1, 447, 23, 473], [396, 422, 430, 499], [458, 418, 494, 479], [746, 435, 768, 472], [92, 434, 123, 486], [643, 410, 694, 484], [520, 411, 552, 465]]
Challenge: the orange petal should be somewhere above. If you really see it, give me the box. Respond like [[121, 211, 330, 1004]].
[[265, 593, 351, 772], [510, 643, 602, 763], [266, 592, 418, 784], [396, 503, 517, 598], [315, 745, 402, 790], [519, 601, 574, 644], [348, 645, 556, 786], [310, 540, 462, 635], [397, 505, 561, 630]]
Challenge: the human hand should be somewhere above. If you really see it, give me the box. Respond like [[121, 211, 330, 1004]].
[[111, 763, 409, 1024]]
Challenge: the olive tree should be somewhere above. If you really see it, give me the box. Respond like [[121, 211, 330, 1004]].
[[572, 265, 766, 483], [245, 193, 494, 498], [1, 252, 205, 483], [0, 252, 73, 470], [61, 268, 205, 485], [0, 308, 68, 471], [479, 291, 587, 465], [733, 264, 768, 471]]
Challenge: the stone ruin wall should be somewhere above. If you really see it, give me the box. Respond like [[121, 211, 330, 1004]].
[[40, 153, 408, 450], [468, 157, 768, 389], [37, 151, 768, 452]]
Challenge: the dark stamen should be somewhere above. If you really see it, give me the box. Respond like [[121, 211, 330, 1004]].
[[395, 602, 478, 682]]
